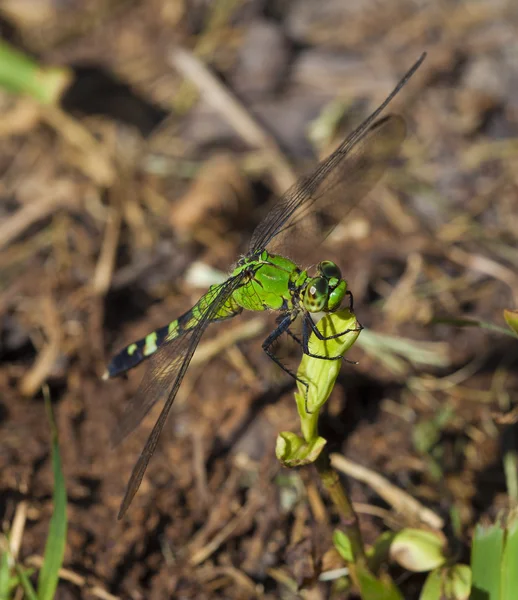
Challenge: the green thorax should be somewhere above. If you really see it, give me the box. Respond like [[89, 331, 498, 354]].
[[232, 251, 306, 312], [231, 251, 348, 314]]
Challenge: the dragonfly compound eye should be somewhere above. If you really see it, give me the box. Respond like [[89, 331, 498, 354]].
[[304, 277, 329, 312], [318, 261, 342, 286], [328, 280, 347, 312]]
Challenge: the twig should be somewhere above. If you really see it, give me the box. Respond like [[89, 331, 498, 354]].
[[0, 180, 75, 251], [91, 206, 122, 295], [169, 46, 296, 194], [314, 450, 366, 565], [189, 493, 262, 566], [197, 565, 260, 597], [41, 105, 115, 187], [330, 453, 444, 530], [26, 556, 119, 600], [9, 500, 28, 560], [447, 246, 518, 306], [20, 295, 62, 397]]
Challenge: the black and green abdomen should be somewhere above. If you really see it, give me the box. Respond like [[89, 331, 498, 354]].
[[105, 252, 312, 380], [104, 283, 243, 379], [104, 320, 176, 379]]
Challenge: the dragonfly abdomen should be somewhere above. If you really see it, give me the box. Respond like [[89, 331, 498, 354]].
[[104, 284, 244, 380], [103, 320, 178, 379]]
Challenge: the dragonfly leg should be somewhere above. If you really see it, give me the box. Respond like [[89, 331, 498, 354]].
[[302, 314, 361, 365], [283, 323, 304, 348], [307, 312, 363, 342], [280, 313, 357, 352], [262, 313, 309, 391], [346, 289, 354, 310]]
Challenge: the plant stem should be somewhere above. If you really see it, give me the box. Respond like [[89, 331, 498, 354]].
[[314, 449, 366, 563]]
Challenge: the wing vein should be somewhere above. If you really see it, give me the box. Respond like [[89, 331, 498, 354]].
[[117, 274, 245, 518]]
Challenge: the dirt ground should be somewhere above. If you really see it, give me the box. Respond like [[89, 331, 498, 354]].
[[2, 0, 518, 598]]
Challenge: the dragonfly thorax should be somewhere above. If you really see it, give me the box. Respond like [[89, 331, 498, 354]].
[[302, 261, 347, 313]]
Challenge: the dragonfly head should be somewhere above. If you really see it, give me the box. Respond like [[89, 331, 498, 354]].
[[303, 261, 347, 313]]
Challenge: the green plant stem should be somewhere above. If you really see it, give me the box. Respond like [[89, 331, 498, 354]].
[[315, 449, 366, 564], [297, 395, 319, 442]]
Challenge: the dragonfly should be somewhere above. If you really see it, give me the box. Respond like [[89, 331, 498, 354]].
[[104, 53, 426, 518]]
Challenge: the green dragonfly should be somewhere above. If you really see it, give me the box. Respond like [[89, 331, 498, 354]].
[[105, 53, 426, 518]]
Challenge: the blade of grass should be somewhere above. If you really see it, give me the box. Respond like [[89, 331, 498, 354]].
[[0, 40, 71, 104], [503, 310, 518, 336], [501, 511, 518, 599], [0, 544, 10, 600], [14, 564, 37, 600], [357, 329, 450, 374], [471, 519, 504, 599], [37, 387, 68, 600], [356, 564, 403, 600], [433, 317, 518, 339]]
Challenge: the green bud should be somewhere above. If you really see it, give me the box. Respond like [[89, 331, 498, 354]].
[[390, 529, 447, 572]]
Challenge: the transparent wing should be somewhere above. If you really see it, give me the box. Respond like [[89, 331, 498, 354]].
[[249, 53, 425, 258], [116, 273, 245, 519], [112, 285, 241, 447]]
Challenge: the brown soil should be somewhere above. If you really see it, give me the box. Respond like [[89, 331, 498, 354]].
[[1, 1, 518, 598]]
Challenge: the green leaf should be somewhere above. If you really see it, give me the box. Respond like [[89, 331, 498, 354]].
[[420, 564, 471, 600], [37, 391, 68, 600], [471, 519, 504, 599], [444, 564, 471, 599], [433, 316, 517, 339], [14, 565, 37, 600], [420, 568, 442, 600], [0, 40, 71, 104], [412, 406, 454, 454], [8, 569, 35, 594], [501, 511, 518, 599], [356, 564, 403, 600], [367, 531, 396, 573], [390, 529, 446, 572], [276, 432, 327, 467], [471, 510, 518, 599], [357, 329, 450, 371], [0, 546, 10, 600], [333, 530, 354, 563], [503, 309, 518, 336]]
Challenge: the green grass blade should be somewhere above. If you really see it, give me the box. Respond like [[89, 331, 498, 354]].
[[420, 565, 471, 600], [501, 511, 518, 599], [356, 564, 403, 600], [0, 546, 10, 600], [471, 510, 518, 600], [333, 530, 354, 563], [358, 329, 450, 371], [432, 317, 517, 339], [37, 391, 68, 600], [419, 568, 442, 600], [503, 309, 518, 336], [471, 519, 504, 599], [0, 40, 70, 104], [14, 565, 37, 600]]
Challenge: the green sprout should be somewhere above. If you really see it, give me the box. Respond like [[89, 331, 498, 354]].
[[0, 40, 71, 105], [276, 307, 361, 467]]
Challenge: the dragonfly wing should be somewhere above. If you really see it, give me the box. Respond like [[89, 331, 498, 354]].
[[249, 53, 425, 257], [116, 273, 245, 518], [112, 285, 242, 447]]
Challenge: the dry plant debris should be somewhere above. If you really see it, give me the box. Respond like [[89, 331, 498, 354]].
[[1, 0, 518, 598]]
